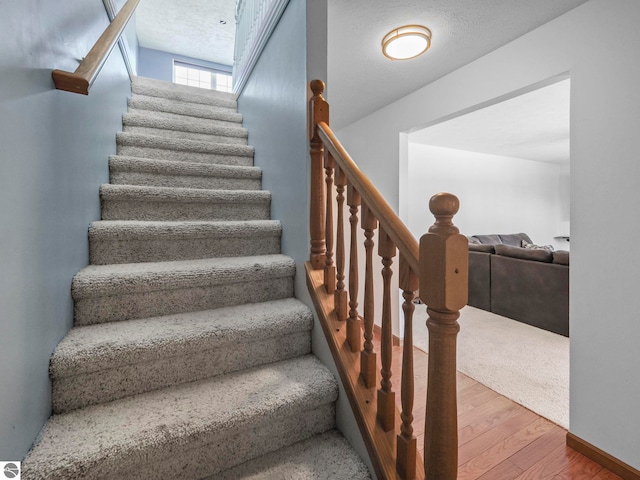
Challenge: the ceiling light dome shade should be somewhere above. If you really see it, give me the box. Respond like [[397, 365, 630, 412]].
[[382, 25, 432, 60]]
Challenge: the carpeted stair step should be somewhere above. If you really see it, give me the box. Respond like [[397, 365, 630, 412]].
[[50, 298, 313, 413], [130, 90, 236, 112], [128, 94, 242, 122], [89, 220, 281, 264], [109, 156, 261, 190], [132, 76, 236, 108], [208, 430, 371, 480], [100, 184, 270, 222], [116, 132, 254, 166], [22, 355, 338, 480], [72, 254, 295, 325], [122, 110, 248, 145]]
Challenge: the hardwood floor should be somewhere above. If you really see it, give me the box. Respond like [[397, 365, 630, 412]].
[[382, 337, 623, 480]]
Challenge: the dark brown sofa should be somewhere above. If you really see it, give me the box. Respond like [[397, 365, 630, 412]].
[[468, 233, 569, 337]]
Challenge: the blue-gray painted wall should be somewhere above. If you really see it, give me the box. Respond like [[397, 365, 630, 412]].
[[236, 1, 374, 476], [0, 0, 131, 460], [138, 47, 231, 83]]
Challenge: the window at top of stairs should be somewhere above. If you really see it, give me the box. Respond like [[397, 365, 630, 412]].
[[173, 62, 232, 93]]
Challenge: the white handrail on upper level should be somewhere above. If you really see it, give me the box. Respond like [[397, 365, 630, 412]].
[[232, 0, 290, 96]]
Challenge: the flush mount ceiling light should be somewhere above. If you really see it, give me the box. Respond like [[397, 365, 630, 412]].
[[382, 24, 432, 60]]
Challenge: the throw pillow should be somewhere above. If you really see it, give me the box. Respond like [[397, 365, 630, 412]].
[[521, 240, 554, 252]]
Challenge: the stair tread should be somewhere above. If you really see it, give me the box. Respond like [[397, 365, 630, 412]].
[[100, 183, 270, 202], [72, 254, 295, 299], [125, 108, 242, 128], [132, 76, 236, 104], [89, 219, 281, 239], [123, 110, 247, 137], [116, 131, 254, 156], [51, 298, 312, 379], [130, 91, 235, 110], [109, 155, 261, 178], [128, 94, 242, 122], [209, 430, 371, 480], [24, 356, 338, 478]]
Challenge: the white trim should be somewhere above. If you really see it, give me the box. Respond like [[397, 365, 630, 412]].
[[102, 0, 137, 80], [232, 0, 290, 96]]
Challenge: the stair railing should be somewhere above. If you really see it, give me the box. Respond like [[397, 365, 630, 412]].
[[306, 80, 468, 479], [52, 0, 140, 94]]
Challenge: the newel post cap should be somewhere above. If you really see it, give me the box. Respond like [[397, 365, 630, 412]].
[[310, 79, 325, 96], [419, 193, 468, 311], [309, 80, 329, 140]]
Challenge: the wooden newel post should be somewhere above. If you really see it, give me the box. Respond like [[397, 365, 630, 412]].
[[308, 80, 328, 269], [420, 193, 468, 480]]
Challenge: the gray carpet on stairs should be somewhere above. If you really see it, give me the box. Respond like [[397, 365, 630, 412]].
[[122, 110, 248, 144], [21, 76, 371, 480], [89, 219, 281, 263], [25, 356, 338, 480], [109, 155, 261, 190]]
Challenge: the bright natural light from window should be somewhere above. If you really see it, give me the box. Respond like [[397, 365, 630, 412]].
[[173, 63, 233, 93], [215, 73, 232, 93]]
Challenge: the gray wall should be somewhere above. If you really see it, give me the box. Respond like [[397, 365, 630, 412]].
[[0, 0, 131, 460], [138, 47, 231, 83], [236, 0, 374, 476]]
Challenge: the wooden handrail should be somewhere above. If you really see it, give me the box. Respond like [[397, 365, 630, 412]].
[[317, 121, 420, 274], [307, 79, 468, 479], [52, 0, 140, 94]]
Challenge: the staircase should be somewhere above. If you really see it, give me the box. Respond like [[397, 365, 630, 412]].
[[22, 76, 370, 479]]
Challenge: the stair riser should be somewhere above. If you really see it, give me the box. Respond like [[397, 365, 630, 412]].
[[74, 277, 294, 325], [101, 199, 270, 221], [90, 234, 280, 264], [110, 171, 261, 191], [52, 331, 311, 413], [116, 145, 254, 166], [122, 125, 248, 145], [99, 404, 335, 480]]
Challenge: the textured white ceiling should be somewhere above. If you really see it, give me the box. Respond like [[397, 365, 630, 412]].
[[410, 79, 571, 164], [328, 0, 588, 129], [134, 0, 587, 134], [136, 0, 236, 66]]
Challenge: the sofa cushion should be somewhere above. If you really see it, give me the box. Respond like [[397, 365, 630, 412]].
[[472, 234, 503, 245], [469, 243, 495, 253], [553, 250, 570, 266], [499, 233, 533, 247], [494, 244, 553, 263]]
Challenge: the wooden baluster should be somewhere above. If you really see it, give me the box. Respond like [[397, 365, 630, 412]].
[[346, 184, 362, 352], [324, 150, 336, 293], [334, 166, 348, 321], [308, 80, 327, 270], [360, 204, 378, 388], [397, 255, 419, 479], [377, 227, 396, 432], [420, 193, 468, 480]]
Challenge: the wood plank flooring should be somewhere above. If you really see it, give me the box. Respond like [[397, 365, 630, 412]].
[[380, 335, 622, 480]]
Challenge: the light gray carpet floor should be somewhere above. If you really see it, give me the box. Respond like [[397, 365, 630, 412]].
[[414, 305, 569, 428]]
